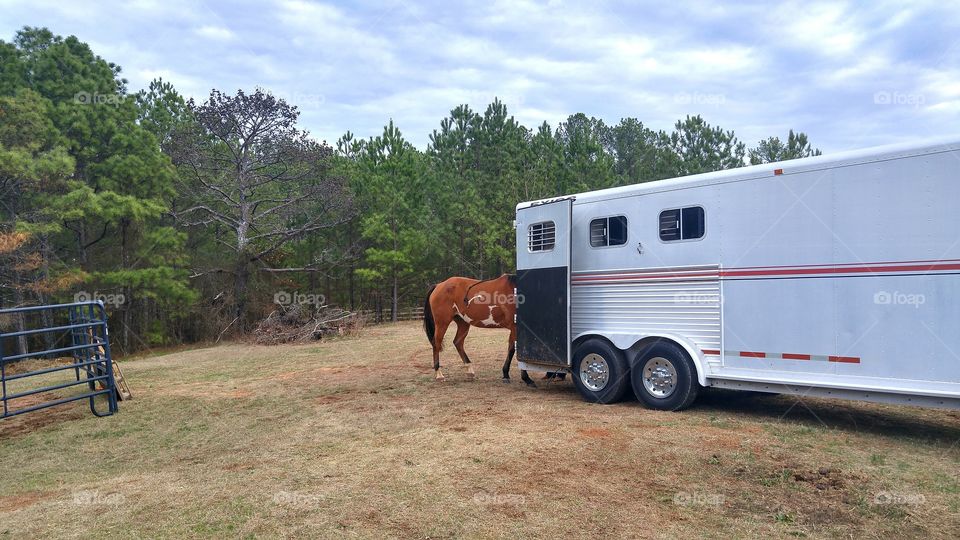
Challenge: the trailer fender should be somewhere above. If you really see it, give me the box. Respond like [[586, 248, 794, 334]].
[[575, 332, 710, 387]]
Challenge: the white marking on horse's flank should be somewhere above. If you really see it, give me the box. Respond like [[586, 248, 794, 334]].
[[479, 306, 497, 327], [453, 304, 473, 323]]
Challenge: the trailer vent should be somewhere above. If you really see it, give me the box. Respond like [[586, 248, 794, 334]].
[[528, 221, 556, 252]]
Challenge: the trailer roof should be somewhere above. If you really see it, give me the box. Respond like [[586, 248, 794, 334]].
[[516, 136, 960, 210]]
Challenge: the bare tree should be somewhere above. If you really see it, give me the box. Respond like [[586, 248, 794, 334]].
[[169, 89, 352, 327]]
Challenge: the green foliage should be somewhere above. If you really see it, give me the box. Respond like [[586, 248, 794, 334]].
[[136, 78, 191, 146], [604, 118, 677, 184], [349, 121, 428, 317], [669, 115, 746, 175], [0, 26, 189, 353], [749, 130, 822, 165], [555, 113, 616, 191]]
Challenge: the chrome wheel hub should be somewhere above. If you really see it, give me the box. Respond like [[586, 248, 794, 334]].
[[580, 353, 609, 392], [642, 357, 677, 398]]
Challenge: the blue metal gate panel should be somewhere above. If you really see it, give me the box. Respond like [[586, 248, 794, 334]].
[[0, 301, 118, 419]]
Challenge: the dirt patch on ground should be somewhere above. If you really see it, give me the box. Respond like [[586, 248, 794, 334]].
[[0, 392, 86, 438], [791, 467, 856, 491], [314, 394, 350, 405], [3, 357, 73, 376], [0, 490, 60, 512]]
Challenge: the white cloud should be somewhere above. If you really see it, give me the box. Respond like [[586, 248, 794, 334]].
[[195, 25, 235, 41], [770, 2, 864, 57]]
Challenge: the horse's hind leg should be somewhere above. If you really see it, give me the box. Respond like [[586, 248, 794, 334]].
[[433, 318, 451, 381], [501, 327, 522, 385], [520, 368, 535, 387], [452, 318, 475, 379], [504, 327, 535, 387], [501, 342, 515, 382]]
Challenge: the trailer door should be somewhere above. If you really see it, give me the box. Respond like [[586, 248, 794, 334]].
[[515, 198, 572, 367]]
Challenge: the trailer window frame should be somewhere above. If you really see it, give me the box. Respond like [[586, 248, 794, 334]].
[[589, 215, 629, 248], [658, 205, 706, 243], [527, 220, 556, 252]]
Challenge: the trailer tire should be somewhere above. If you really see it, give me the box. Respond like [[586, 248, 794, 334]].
[[571, 339, 631, 404], [631, 341, 699, 411]]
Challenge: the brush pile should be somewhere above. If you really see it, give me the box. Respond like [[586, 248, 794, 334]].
[[252, 303, 365, 345]]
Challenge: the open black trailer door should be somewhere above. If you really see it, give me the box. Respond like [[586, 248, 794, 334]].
[[514, 197, 572, 368]]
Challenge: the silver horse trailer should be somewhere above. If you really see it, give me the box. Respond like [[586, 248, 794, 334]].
[[514, 137, 960, 411]]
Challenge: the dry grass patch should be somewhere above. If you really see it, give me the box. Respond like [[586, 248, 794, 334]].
[[1, 322, 959, 538]]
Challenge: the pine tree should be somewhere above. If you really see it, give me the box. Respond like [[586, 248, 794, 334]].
[[749, 130, 822, 165]]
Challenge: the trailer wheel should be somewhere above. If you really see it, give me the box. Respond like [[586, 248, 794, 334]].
[[571, 339, 631, 404], [631, 341, 699, 411]]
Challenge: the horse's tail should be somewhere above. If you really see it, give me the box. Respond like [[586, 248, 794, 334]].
[[423, 284, 440, 350]]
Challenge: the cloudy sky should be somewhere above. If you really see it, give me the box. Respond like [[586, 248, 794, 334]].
[[2, 0, 959, 151]]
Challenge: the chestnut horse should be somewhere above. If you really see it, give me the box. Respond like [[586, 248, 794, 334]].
[[423, 274, 535, 386]]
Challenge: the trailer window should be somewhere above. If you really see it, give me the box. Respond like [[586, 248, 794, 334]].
[[528, 221, 555, 252], [589, 216, 628, 247], [659, 206, 704, 241]]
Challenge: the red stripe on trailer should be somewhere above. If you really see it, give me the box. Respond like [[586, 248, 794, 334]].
[[727, 257, 960, 271], [572, 271, 719, 282], [572, 259, 960, 285], [829, 356, 860, 364], [721, 262, 960, 278], [702, 349, 720, 355], [718, 349, 860, 364]]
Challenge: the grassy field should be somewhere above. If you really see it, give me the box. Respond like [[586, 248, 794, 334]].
[[1, 322, 959, 539]]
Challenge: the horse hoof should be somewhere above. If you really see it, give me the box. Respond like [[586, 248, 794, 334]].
[[501, 378, 510, 384], [525, 381, 537, 388]]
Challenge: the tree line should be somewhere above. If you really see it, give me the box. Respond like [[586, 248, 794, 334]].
[[0, 27, 821, 353]]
